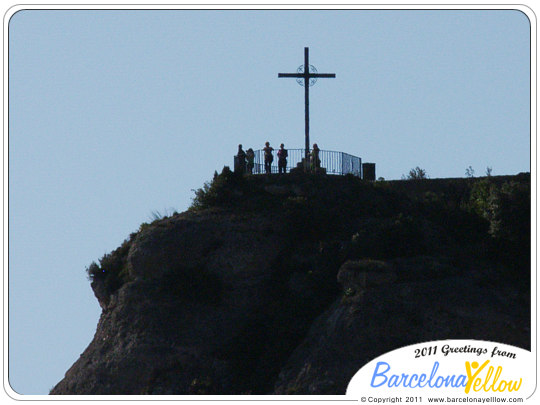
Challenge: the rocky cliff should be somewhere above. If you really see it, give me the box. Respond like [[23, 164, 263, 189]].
[[50, 169, 530, 395]]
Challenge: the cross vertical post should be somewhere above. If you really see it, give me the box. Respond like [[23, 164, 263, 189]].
[[304, 47, 310, 158], [278, 47, 335, 166]]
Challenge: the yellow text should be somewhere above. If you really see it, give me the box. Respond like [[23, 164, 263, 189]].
[[464, 360, 522, 394]]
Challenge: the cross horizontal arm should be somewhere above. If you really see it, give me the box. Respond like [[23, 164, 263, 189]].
[[278, 73, 336, 78], [278, 73, 303, 78], [310, 73, 336, 78]]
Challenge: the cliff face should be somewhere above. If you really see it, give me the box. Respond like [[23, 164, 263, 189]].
[[50, 170, 530, 395]]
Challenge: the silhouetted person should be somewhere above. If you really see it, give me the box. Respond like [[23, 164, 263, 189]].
[[263, 142, 274, 174], [246, 148, 255, 174], [277, 143, 288, 174], [236, 144, 246, 174], [311, 143, 321, 170]]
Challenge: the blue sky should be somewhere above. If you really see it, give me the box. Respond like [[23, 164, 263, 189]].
[[8, 8, 531, 394]]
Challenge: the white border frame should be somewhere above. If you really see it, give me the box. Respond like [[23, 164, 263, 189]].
[[3, 3, 536, 402]]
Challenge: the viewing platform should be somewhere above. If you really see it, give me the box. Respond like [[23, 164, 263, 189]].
[[235, 148, 374, 178]]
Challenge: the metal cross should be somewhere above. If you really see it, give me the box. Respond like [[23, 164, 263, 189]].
[[278, 47, 336, 159]]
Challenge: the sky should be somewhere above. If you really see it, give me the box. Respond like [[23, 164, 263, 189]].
[[7, 8, 531, 395]]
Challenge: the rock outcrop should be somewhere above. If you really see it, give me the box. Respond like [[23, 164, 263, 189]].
[[274, 257, 529, 394], [50, 171, 530, 395]]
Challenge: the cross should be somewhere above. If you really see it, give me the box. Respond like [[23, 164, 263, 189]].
[[278, 47, 336, 159]]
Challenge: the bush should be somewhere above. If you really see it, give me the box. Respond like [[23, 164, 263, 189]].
[[190, 166, 241, 211], [405, 167, 428, 180], [466, 177, 530, 269], [469, 178, 530, 242], [469, 178, 495, 220], [488, 180, 530, 243], [86, 237, 133, 295]]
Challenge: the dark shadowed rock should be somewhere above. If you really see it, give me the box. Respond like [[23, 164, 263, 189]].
[[273, 257, 530, 394], [52, 210, 292, 394], [51, 173, 530, 395]]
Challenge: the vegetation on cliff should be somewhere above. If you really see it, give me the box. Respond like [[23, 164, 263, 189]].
[[86, 167, 529, 314], [191, 167, 530, 271]]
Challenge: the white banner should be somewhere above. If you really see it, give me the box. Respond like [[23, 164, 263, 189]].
[[347, 340, 533, 401]]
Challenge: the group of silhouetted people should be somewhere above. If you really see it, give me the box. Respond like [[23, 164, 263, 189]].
[[235, 142, 321, 174], [236, 145, 255, 174], [264, 142, 289, 174], [236, 142, 289, 174]]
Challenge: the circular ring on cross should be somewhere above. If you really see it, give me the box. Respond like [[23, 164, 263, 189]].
[[296, 64, 318, 86]]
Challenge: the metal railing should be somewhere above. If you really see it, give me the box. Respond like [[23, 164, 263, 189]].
[[235, 148, 362, 177]]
